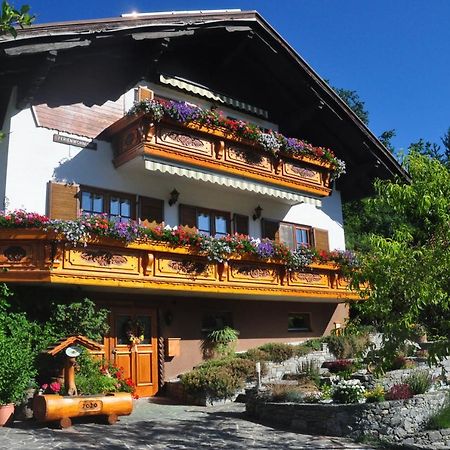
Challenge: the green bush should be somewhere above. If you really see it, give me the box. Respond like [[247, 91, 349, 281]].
[[256, 343, 295, 363], [302, 338, 324, 351], [326, 333, 370, 359], [242, 347, 270, 362], [405, 369, 432, 395], [198, 356, 260, 380], [293, 343, 314, 357], [181, 365, 243, 400]]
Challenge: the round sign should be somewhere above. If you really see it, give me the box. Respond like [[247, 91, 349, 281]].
[[65, 346, 81, 358]]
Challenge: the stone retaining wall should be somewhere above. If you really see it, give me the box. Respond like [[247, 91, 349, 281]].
[[246, 389, 449, 445]]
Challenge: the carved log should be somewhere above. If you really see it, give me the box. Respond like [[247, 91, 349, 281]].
[[215, 140, 225, 159], [33, 392, 133, 423]]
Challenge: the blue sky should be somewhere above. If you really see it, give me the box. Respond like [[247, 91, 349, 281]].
[[23, 0, 450, 151]]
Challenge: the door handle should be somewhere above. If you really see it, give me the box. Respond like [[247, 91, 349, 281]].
[[112, 349, 117, 354]]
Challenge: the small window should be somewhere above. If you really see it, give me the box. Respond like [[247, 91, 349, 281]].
[[201, 312, 233, 333], [262, 219, 313, 250], [179, 204, 231, 237], [288, 313, 311, 332]]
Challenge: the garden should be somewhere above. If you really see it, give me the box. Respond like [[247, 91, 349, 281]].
[[0, 284, 136, 427]]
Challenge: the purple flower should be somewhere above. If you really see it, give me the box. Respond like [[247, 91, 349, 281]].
[[256, 240, 275, 258]]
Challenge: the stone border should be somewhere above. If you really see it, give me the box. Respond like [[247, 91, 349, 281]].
[[246, 389, 449, 445]]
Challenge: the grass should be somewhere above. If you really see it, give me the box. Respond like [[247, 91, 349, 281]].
[[428, 404, 450, 430]]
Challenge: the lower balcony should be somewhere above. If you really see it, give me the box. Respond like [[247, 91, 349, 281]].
[[0, 229, 356, 301]]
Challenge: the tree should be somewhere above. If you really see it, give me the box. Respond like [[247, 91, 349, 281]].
[[332, 86, 370, 125], [351, 152, 450, 368], [0, 1, 33, 37]]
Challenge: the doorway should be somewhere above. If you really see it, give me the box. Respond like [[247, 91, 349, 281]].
[[105, 306, 159, 397]]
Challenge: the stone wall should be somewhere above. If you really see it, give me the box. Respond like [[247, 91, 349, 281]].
[[246, 389, 449, 445]]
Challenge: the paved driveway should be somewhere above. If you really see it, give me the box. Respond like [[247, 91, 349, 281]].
[[0, 400, 383, 449]]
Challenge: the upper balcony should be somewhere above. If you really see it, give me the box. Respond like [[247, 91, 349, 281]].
[[0, 213, 357, 302], [102, 100, 345, 198]]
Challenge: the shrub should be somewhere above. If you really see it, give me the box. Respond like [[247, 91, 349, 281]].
[[326, 333, 370, 359], [256, 343, 295, 363], [405, 370, 432, 395], [242, 347, 270, 362], [47, 298, 110, 342], [303, 338, 324, 351], [332, 379, 365, 404], [293, 344, 314, 357], [325, 359, 355, 377], [364, 385, 385, 403], [270, 385, 305, 403], [386, 383, 413, 400], [180, 365, 243, 401], [199, 356, 260, 380]]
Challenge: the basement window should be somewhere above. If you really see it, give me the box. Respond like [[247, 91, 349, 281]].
[[288, 313, 312, 332]]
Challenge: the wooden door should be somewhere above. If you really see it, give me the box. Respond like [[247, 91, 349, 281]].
[[106, 307, 159, 397]]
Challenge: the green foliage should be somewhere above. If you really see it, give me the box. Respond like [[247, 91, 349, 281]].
[[428, 401, 450, 430], [325, 332, 370, 359], [47, 298, 109, 342], [332, 379, 366, 404], [302, 338, 325, 351], [332, 86, 369, 125], [351, 152, 450, 368], [379, 129, 397, 153], [364, 385, 385, 403], [199, 356, 260, 380], [0, 1, 34, 37], [296, 359, 321, 386], [75, 351, 117, 395], [201, 326, 239, 358], [256, 342, 295, 363], [270, 385, 305, 403], [405, 370, 432, 395], [0, 284, 36, 404], [180, 365, 243, 401]]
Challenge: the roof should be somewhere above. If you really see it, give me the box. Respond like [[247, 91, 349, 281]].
[[43, 335, 103, 356], [0, 9, 408, 200]]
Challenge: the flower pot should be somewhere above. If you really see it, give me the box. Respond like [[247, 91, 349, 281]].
[[0, 403, 14, 426]]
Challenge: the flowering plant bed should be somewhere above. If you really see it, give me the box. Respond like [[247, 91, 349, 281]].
[[0, 210, 358, 271], [128, 99, 346, 180]]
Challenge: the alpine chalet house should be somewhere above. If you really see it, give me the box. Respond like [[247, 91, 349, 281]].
[[0, 10, 404, 396]]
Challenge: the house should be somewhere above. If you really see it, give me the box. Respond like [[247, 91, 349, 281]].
[[0, 10, 405, 397]]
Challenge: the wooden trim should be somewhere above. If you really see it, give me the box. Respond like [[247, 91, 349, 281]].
[[47, 181, 80, 220]]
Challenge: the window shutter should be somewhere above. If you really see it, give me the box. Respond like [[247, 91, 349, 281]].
[[261, 219, 279, 240], [179, 204, 197, 227], [47, 181, 79, 220], [136, 86, 154, 102], [313, 228, 330, 252], [278, 223, 295, 250], [233, 214, 249, 235], [139, 196, 164, 223]]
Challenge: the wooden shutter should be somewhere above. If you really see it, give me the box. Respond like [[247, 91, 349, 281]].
[[313, 228, 330, 252], [139, 196, 164, 223], [233, 214, 249, 235], [136, 86, 154, 102], [47, 181, 79, 220], [261, 219, 279, 240], [179, 204, 197, 227], [278, 223, 295, 250]]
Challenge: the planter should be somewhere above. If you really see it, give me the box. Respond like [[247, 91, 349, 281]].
[[0, 403, 14, 426]]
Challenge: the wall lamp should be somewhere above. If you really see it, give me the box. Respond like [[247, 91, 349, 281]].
[[252, 205, 263, 221], [168, 189, 179, 206]]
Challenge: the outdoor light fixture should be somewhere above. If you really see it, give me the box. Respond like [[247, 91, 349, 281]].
[[253, 205, 263, 221], [168, 189, 179, 206]]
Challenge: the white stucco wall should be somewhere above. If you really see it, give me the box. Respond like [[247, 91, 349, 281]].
[[3, 85, 345, 251]]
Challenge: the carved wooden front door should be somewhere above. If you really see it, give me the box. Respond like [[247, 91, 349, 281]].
[[106, 307, 158, 397]]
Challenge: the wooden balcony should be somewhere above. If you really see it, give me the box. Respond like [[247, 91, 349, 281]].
[[104, 115, 334, 197], [0, 229, 356, 301]]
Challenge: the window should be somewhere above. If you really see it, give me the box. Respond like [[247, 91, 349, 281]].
[[80, 186, 136, 222], [201, 311, 233, 333], [179, 204, 230, 237], [288, 313, 312, 332], [261, 219, 329, 252]]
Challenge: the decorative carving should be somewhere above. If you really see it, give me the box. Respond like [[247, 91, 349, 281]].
[[215, 140, 225, 159], [80, 250, 127, 266], [227, 146, 270, 168], [237, 265, 271, 278], [142, 252, 154, 276], [162, 131, 204, 148], [3, 246, 26, 262], [218, 261, 228, 281], [168, 260, 208, 276], [291, 271, 323, 283], [289, 165, 317, 179]]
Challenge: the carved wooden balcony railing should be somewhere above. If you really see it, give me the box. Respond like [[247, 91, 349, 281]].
[[103, 115, 334, 197], [0, 230, 356, 300]]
